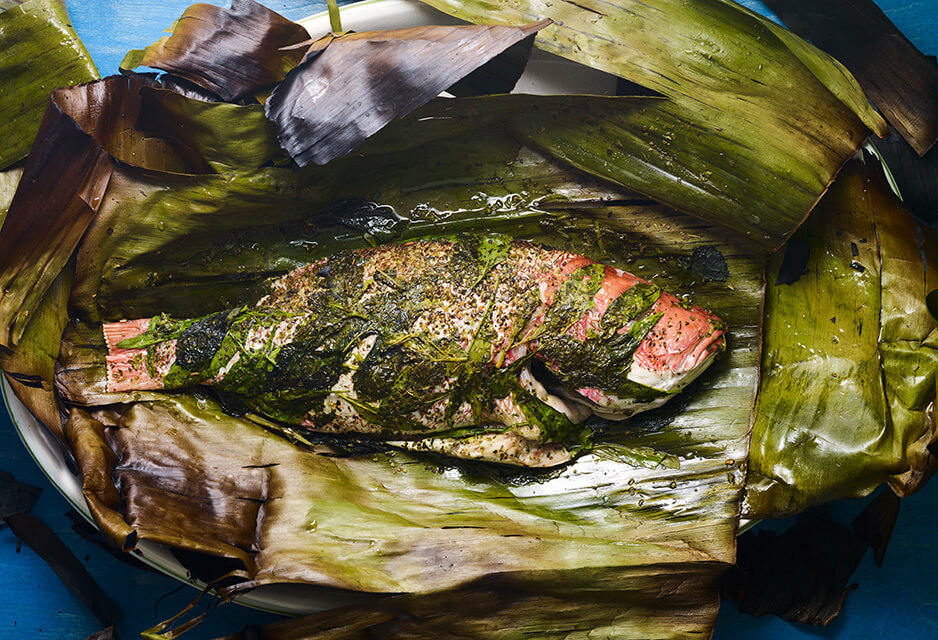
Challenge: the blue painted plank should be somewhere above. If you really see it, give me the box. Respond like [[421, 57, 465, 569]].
[[2, 0, 938, 638]]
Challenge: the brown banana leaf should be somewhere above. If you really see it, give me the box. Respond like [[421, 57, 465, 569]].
[[417, 0, 888, 250], [119, 0, 310, 102], [0, 75, 210, 350], [0, 0, 99, 170], [212, 563, 724, 639], [265, 21, 551, 166], [763, 0, 938, 157], [744, 156, 938, 518]]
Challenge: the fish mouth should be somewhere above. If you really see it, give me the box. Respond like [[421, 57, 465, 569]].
[[520, 359, 592, 423]]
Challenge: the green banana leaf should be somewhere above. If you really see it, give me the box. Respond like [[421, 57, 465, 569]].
[[0, 164, 23, 228], [135, 87, 286, 172], [0, 0, 99, 171], [416, 0, 888, 249], [744, 156, 938, 518]]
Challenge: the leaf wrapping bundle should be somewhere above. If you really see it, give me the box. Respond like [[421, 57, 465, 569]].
[[0, 74, 763, 637], [4, 0, 936, 634], [744, 158, 938, 518]]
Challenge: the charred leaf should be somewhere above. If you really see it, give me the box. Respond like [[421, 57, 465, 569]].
[[724, 508, 868, 626], [119, 0, 310, 102], [265, 21, 551, 166]]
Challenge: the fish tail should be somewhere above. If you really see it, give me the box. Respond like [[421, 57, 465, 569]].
[[103, 319, 167, 392]]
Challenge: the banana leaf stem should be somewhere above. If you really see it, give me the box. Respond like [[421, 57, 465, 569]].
[[326, 0, 342, 33]]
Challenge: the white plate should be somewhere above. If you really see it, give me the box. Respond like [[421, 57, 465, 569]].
[[3, 0, 619, 617]]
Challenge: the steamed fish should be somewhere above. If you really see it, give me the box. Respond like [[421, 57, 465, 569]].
[[104, 235, 725, 467]]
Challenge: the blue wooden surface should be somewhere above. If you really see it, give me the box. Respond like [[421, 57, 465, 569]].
[[2, 0, 938, 638]]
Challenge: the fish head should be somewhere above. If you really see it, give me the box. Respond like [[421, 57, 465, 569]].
[[529, 266, 726, 420]]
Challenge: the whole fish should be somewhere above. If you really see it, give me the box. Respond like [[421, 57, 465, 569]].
[[104, 234, 725, 467]]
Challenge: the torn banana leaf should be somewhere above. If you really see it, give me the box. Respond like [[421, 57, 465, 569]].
[[0, 0, 98, 170], [119, 0, 310, 102], [763, 0, 938, 156], [265, 21, 550, 166], [744, 157, 938, 519], [417, 0, 888, 249]]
